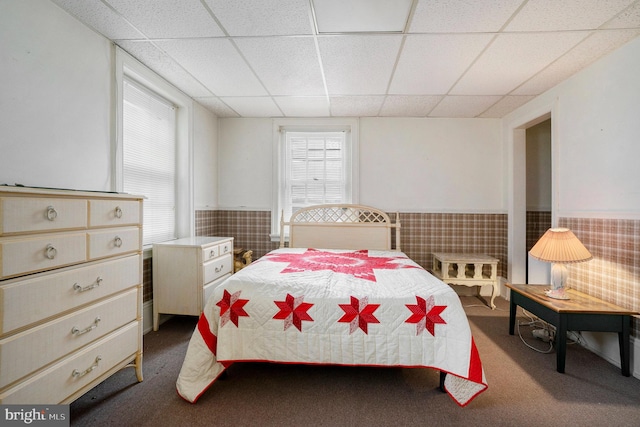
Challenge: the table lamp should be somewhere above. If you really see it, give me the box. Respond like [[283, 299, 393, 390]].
[[528, 227, 592, 300]]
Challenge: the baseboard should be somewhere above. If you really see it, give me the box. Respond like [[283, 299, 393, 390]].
[[579, 331, 639, 379], [142, 300, 176, 335]]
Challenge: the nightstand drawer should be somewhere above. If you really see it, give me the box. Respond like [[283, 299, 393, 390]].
[[0, 232, 87, 279], [203, 254, 233, 284], [0, 289, 138, 389], [203, 245, 219, 262], [0, 197, 87, 235]]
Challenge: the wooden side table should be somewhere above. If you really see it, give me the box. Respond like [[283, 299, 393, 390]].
[[506, 283, 638, 376], [432, 253, 499, 309]]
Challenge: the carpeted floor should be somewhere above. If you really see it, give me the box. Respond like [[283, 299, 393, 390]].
[[69, 296, 640, 426]]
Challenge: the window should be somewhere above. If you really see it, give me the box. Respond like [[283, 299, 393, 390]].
[[272, 119, 359, 239], [115, 47, 193, 248], [122, 79, 176, 245]]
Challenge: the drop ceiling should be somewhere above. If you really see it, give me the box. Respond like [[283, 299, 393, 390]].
[[50, 0, 640, 118]]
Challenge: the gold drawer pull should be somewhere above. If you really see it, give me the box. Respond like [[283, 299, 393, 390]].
[[115, 206, 123, 218], [72, 356, 102, 378], [71, 317, 101, 336], [45, 244, 57, 259], [73, 277, 102, 292], [215, 264, 224, 273], [46, 206, 58, 221], [114, 236, 123, 248]]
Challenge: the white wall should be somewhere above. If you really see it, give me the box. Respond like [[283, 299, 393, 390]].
[[0, 0, 113, 191], [506, 36, 640, 220], [217, 117, 504, 212], [0, 0, 218, 205], [193, 102, 219, 209]]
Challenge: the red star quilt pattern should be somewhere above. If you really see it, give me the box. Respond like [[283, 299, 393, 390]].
[[273, 294, 314, 331], [216, 289, 249, 327], [338, 296, 380, 334], [264, 248, 418, 282], [405, 295, 447, 336]]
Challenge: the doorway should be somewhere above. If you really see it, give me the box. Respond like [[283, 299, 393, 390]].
[[525, 119, 552, 283]]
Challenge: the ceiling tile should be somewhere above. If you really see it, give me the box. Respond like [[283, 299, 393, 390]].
[[379, 96, 443, 116], [451, 32, 590, 95], [50, 0, 144, 40], [601, 1, 640, 29], [429, 96, 502, 117], [505, 0, 636, 31], [512, 29, 640, 95], [330, 96, 385, 116], [116, 41, 212, 98], [205, 0, 313, 36], [220, 97, 283, 117], [312, 0, 413, 33], [479, 95, 535, 118], [234, 37, 325, 96], [390, 34, 493, 94], [106, 0, 224, 38], [153, 39, 267, 97], [319, 35, 403, 95], [409, 0, 524, 33], [194, 97, 240, 117], [274, 97, 331, 117]]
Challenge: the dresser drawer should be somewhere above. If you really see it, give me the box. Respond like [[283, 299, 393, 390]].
[[0, 289, 138, 389], [0, 254, 141, 335], [89, 199, 141, 228], [0, 197, 87, 236], [88, 227, 140, 260], [0, 232, 87, 279], [203, 253, 233, 284], [0, 321, 140, 404]]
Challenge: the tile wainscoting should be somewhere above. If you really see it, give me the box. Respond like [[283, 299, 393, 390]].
[[560, 217, 639, 337], [141, 211, 637, 339], [195, 210, 508, 278]]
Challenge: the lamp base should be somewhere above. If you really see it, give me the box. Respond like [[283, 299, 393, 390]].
[[545, 288, 570, 300]]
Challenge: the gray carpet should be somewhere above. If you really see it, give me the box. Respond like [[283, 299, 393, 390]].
[[70, 296, 640, 426]]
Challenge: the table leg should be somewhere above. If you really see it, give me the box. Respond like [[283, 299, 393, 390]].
[[556, 315, 567, 373], [619, 315, 631, 376], [509, 293, 516, 335]]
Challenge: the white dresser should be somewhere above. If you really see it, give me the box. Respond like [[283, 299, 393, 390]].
[[153, 236, 233, 330], [0, 186, 144, 404]]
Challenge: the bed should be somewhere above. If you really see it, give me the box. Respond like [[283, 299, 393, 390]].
[[176, 204, 487, 406]]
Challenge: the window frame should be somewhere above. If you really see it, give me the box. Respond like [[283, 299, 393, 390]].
[[114, 47, 194, 251], [271, 118, 359, 240]]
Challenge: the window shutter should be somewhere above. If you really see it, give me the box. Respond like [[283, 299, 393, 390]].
[[122, 79, 176, 245]]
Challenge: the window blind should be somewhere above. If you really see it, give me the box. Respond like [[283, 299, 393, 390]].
[[283, 131, 349, 223], [123, 79, 176, 246]]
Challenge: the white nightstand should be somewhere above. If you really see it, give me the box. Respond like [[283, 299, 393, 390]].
[[152, 236, 233, 330]]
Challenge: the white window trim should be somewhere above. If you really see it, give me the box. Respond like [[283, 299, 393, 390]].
[[114, 46, 194, 250], [271, 118, 359, 241]]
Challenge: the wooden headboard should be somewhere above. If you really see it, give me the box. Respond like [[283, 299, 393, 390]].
[[279, 204, 401, 251]]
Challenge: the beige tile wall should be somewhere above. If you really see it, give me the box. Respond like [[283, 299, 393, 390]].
[[560, 217, 639, 337], [196, 210, 508, 278]]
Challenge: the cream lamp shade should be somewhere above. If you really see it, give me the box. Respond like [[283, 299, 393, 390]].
[[529, 227, 592, 299]]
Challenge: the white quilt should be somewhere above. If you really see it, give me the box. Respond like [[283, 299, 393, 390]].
[[176, 248, 487, 406]]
